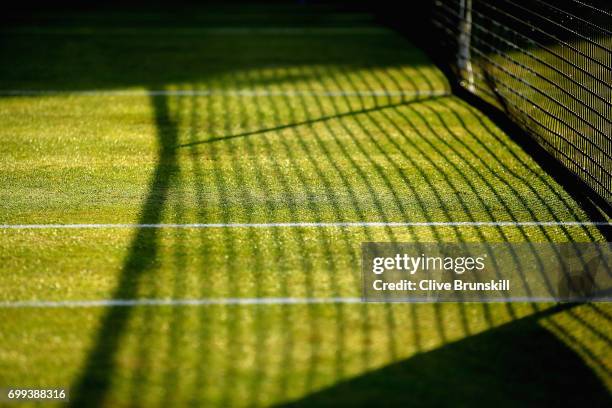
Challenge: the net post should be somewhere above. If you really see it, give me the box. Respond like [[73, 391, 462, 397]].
[[458, 0, 475, 92]]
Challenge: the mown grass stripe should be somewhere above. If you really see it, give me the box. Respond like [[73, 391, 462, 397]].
[[0, 221, 609, 229]]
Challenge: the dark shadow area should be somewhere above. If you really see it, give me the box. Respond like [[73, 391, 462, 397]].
[[280, 304, 610, 408], [0, 1, 434, 93]]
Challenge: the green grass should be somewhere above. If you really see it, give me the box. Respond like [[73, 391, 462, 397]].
[[0, 4, 610, 407]]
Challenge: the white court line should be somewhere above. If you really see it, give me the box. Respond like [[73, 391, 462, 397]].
[[0, 297, 363, 308], [0, 221, 609, 229], [0, 296, 604, 308], [0, 89, 450, 97]]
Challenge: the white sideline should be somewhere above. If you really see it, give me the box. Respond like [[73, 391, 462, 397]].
[[0, 297, 363, 308], [0, 89, 449, 97], [0, 221, 609, 229]]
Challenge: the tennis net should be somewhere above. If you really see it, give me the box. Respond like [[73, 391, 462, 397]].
[[431, 0, 611, 206]]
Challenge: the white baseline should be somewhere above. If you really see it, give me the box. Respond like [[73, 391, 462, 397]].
[[0, 297, 363, 308], [0, 221, 609, 229]]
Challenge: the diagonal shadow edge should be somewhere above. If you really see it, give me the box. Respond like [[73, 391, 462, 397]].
[[69, 91, 178, 407], [178, 94, 446, 148]]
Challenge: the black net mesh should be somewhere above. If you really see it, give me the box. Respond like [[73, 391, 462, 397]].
[[432, 0, 611, 205]]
